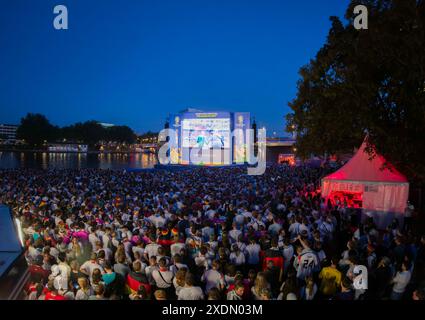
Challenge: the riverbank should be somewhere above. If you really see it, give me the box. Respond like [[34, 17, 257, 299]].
[[0, 148, 155, 154], [0, 151, 158, 170]]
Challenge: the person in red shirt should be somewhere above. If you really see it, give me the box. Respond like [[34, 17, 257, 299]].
[[44, 282, 65, 300]]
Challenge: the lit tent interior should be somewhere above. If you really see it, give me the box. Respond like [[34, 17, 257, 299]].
[[321, 140, 409, 229]]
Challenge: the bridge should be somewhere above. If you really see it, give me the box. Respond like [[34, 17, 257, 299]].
[[265, 137, 296, 147]]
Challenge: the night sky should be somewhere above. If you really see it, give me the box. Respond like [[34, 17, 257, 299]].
[[0, 0, 350, 134]]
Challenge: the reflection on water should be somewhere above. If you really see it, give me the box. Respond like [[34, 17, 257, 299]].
[[0, 152, 157, 170]]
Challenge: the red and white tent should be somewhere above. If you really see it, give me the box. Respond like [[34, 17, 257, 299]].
[[321, 140, 409, 227]]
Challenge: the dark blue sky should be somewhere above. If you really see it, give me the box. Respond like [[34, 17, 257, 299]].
[[0, 0, 350, 134]]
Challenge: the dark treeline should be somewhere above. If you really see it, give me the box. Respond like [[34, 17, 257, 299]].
[[287, 0, 425, 183], [16, 113, 137, 146]]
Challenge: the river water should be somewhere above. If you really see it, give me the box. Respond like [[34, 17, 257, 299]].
[[0, 151, 157, 170]]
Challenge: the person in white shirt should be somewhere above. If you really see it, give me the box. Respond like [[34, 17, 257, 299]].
[[201, 260, 225, 293], [102, 227, 112, 250], [170, 236, 186, 257], [132, 243, 145, 260], [245, 238, 261, 266], [242, 209, 253, 219], [145, 256, 159, 285], [173, 268, 187, 297], [75, 277, 93, 300], [149, 213, 166, 229], [229, 223, 242, 243], [293, 238, 319, 281], [27, 242, 42, 263], [178, 273, 204, 300], [299, 219, 310, 238], [170, 254, 188, 275], [80, 253, 104, 282], [228, 244, 245, 267], [207, 235, 219, 252], [94, 241, 112, 263], [201, 223, 215, 242], [268, 220, 282, 237], [319, 217, 334, 241], [156, 246, 171, 266], [282, 238, 294, 275], [234, 213, 245, 227], [248, 217, 264, 231], [152, 258, 174, 289], [50, 264, 69, 292], [289, 216, 302, 239], [89, 228, 100, 252], [205, 208, 216, 220], [194, 247, 210, 269], [235, 235, 247, 253], [391, 261, 412, 300]]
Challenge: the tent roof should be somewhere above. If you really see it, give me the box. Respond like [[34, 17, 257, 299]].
[[323, 141, 408, 183]]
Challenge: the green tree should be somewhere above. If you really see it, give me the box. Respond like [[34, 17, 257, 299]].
[[287, 0, 425, 182], [73, 121, 106, 145], [16, 113, 59, 146], [106, 125, 136, 143]]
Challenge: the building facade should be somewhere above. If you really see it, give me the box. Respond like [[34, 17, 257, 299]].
[[0, 124, 18, 141]]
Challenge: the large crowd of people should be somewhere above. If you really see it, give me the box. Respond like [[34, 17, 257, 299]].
[[0, 165, 424, 301]]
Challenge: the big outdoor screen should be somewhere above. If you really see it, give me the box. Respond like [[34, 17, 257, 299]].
[[181, 118, 230, 150]]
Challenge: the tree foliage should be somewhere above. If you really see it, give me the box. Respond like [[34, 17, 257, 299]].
[[17, 114, 136, 146], [287, 0, 425, 182], [16, 113, 59, 146]]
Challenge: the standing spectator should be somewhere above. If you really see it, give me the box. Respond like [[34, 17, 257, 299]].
[[227, 282, 244, 300], [391, 261, 412, 300], [319, 257, 342, 299], [152, 257, 174, 298], [178, 273, 204, 300]]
